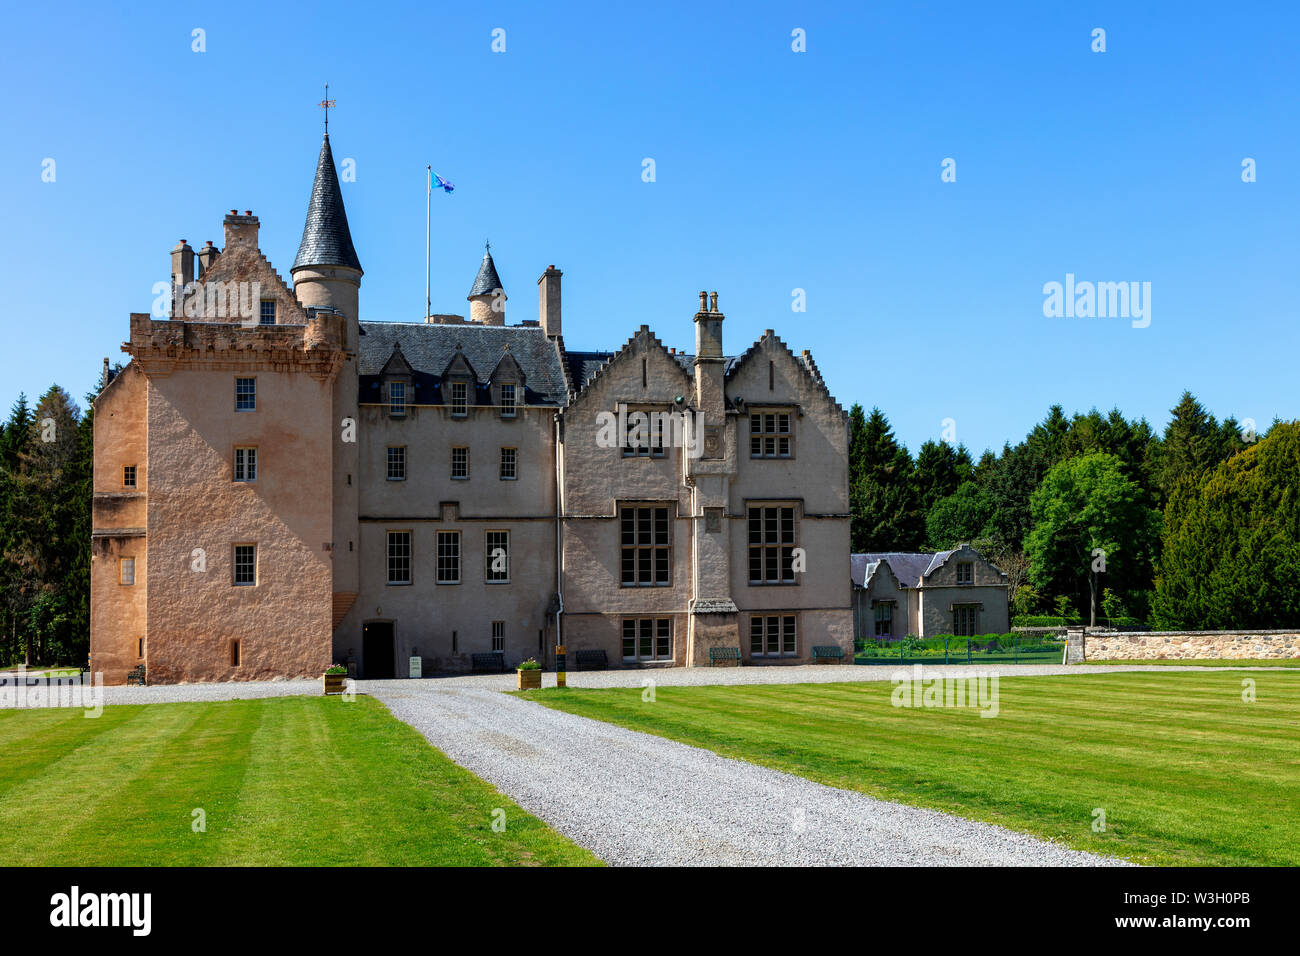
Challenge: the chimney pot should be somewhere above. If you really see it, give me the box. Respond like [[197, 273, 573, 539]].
[[709, 291, 718, 312], [698, 291, 708, 312], [244, 210, 252, 216]]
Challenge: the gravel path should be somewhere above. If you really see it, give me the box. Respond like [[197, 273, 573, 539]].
[[368, 681, 1128, 866]]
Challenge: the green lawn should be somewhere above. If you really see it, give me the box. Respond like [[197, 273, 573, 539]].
[[0, 695, 597, 866], [522, 672, 1300, 866]]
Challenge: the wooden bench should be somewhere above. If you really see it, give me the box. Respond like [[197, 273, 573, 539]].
[[126, 664, 147, 685], [575, 649, 608, 671], [811, 645, 844, 664], [470, 652, 506, 674], [709, 647, 742, 667]]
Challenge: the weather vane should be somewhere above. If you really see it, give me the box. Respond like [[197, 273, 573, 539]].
[[318, 83, 336, 133]]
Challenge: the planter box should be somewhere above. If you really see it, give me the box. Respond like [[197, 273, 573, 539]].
[[323, 673, 347, 695], [516, 668, 542, 690]]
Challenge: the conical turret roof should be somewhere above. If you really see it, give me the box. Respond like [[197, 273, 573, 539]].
[[293, 134, 362, 273], [468, 244, 504, 297]]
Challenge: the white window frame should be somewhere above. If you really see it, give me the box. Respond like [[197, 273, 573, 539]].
[[437, 531, 461, 584], [387, 530, 412, 585], [485, 530, 510, 583], [388, 380, 407, 417], [119, 557, 136, 586], [387, 445, 406, 481], [451, 446, 469, 480], [450, 381, 469, 418], [500, 382, 517, 418], [233, 544, 257, 587], [499, 447, 517, 480], [234, 446, 257, 482], [235, 377, 256, 412]]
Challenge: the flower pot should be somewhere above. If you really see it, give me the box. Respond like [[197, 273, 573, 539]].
[[516, 668, 542, 690], [323, 673, 347, 695]]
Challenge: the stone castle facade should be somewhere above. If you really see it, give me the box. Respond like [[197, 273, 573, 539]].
[[89, 133, 853, 683]]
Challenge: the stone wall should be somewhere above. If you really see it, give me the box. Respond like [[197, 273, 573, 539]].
[[1083, 629, 1300, 661]]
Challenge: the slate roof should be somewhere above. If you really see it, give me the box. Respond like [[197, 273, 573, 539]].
[[565, 350, 615, 392], [292, 135, 362, 273], [358, 321, 567, 407], [851, 551, 955, 589], [468, 248, 504, 297]]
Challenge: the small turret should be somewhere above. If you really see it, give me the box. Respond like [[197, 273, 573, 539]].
[[467, 243, 506, 326]]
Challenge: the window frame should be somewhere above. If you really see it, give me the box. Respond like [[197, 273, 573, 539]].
[[485, 530, 510, 583], [451, 446, 469, 480], [259, 299, 276, 326], [956, 561, 974, 585], [747, 503, 799, 586], [621, 406, 668, 458], [386, 445, 407, 481], [953, 605, 979, 637], [500, 382, 517, 419], [621, 617, 673, 662], [387, 530, 412, 586], [499, 447, 517, 481], [749, 409, 794, 459], [450, 381, 469, 418], [119, 556, 136, 586], [750, 614, 797, 658], [234, 445, 258, 482], [232, 543, 257, 587], [122, 464, 137, 489], [436, 531, 461, 584], [619, 504, 672, 588], [235, 377, 256, 412], [387, 380, 407, 417]]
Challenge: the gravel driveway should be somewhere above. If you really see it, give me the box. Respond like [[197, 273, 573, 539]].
[[368, 681, 1129, 867]]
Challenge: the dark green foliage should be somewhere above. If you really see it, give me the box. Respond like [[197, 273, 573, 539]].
[[0, 385, 93, 666], [847, 405, 923, 551], [1153, 423, 1300, 629]]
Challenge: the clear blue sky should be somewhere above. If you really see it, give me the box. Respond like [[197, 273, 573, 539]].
[[3, 1, 1296, 455]]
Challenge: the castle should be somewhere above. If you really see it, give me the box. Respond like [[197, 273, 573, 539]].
[[89, 132, 853, 683]]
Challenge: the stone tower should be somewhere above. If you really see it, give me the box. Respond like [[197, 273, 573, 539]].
[[290, 132, 363, 636], [291, 133, 363, 336], [467, 243, 506, 326]]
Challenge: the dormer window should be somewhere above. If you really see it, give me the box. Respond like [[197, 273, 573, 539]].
[[500, 383, 517, 418], [388, 381, 406, 417], [450, 382, 469, 417]]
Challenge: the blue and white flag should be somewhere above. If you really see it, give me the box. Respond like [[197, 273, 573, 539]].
[[431, 170, 454, 193]]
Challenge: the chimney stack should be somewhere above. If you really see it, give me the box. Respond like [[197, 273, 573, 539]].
[[223, 210, 260, 252], [171, 239, 195, 294], [197, 240, 220, 278], [538, 265, 562, 338]]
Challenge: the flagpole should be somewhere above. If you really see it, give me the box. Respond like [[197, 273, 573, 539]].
[[425, 165, 431, 321]]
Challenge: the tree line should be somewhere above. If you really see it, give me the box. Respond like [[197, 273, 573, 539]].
[[849, 393, 1299, 630], [1, 387, 92, 666]]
